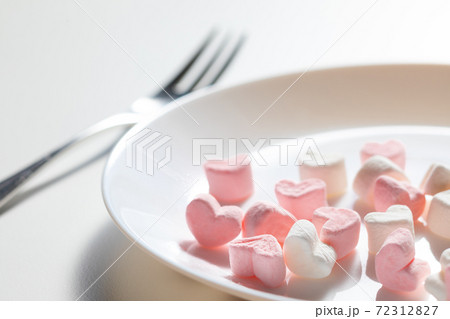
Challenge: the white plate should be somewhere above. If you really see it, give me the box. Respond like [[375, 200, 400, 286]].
[[102, 65, 450, 300]]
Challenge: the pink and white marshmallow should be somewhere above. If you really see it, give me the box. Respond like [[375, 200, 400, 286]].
[[275, 179, 327, 220], [229, 234, 286, 288], [375, 228, 430, 291], [360, 139, 406, 169], [299, 154, 347, 198], [312, 207, 361, 260], [242, 201, 296, 244], [283, 220, 336, 279], [420, 164, 450, 195], [364, 205, 414, 254], [203, 154, 253, 204], [426, 190, 450, 239], [374, 175, 426, 221], [425, 248, 450, 301], [185, 193, 242, 248], [353, 156, 409, 204]]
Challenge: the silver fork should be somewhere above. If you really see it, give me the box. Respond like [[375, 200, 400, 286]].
[[0, 31, 245, 209]]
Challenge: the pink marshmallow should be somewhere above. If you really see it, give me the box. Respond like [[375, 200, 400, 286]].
[[242, 201, 296, 244], [229, 235, 286, 288], [312, 207, 361, 260], [353, 156, 408, 204], [275, 178, 328, 220], [375, 228, 430, 291], [185, 193, 243, 248], [203, 154, 253, 204], [374, 176, 426, 221], [446, 265, 450, 301], [360, 139, 406, 169]]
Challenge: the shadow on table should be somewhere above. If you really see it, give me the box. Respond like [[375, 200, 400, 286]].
[[0, 148, 111, 216], [0, 128, 125, 216], [75, 221, 241, 300]]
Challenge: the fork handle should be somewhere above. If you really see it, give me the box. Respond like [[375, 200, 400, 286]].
[[0, 112, 141, 209]]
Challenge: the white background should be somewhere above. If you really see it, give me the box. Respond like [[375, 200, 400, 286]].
[[1, 0, 450, 300]]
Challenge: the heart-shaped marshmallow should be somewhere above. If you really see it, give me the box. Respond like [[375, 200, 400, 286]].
[[375, 228, 430, 291], [425, 248, 450, 300], [360, 139, 406, 169], [186, 193, 243, 247], [374, 175, 426, 221], [229, 234, 286, 288], [299, 154, 347, 199], [312, 207, 361, 260], [420, 164, 450, 195], [426, 190, 450, 239], [275, 179, 327, 220], [364, 205, 414, 254], [283, 220, 336, 279], [204, 154, 253, 204], [353, 156, 409, 204], [242, 201, 296, 244]]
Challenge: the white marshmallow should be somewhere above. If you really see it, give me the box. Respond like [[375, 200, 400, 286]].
[[299, 153, 347, 198], [425, 273, 447, 301], [425, 248, 450, 301], [283, 220, 336, 279], [426, 190, 450, 239], [441, 248, 450, 270], [364, 205, 414, 254], [353, 156, 409, 204], [421, 164, 450, 195]]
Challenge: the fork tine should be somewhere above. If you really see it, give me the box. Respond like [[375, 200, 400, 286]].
[[184, 34, 231, 92], [208, 34, 246, 86], [161, 30, 217, 94]]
